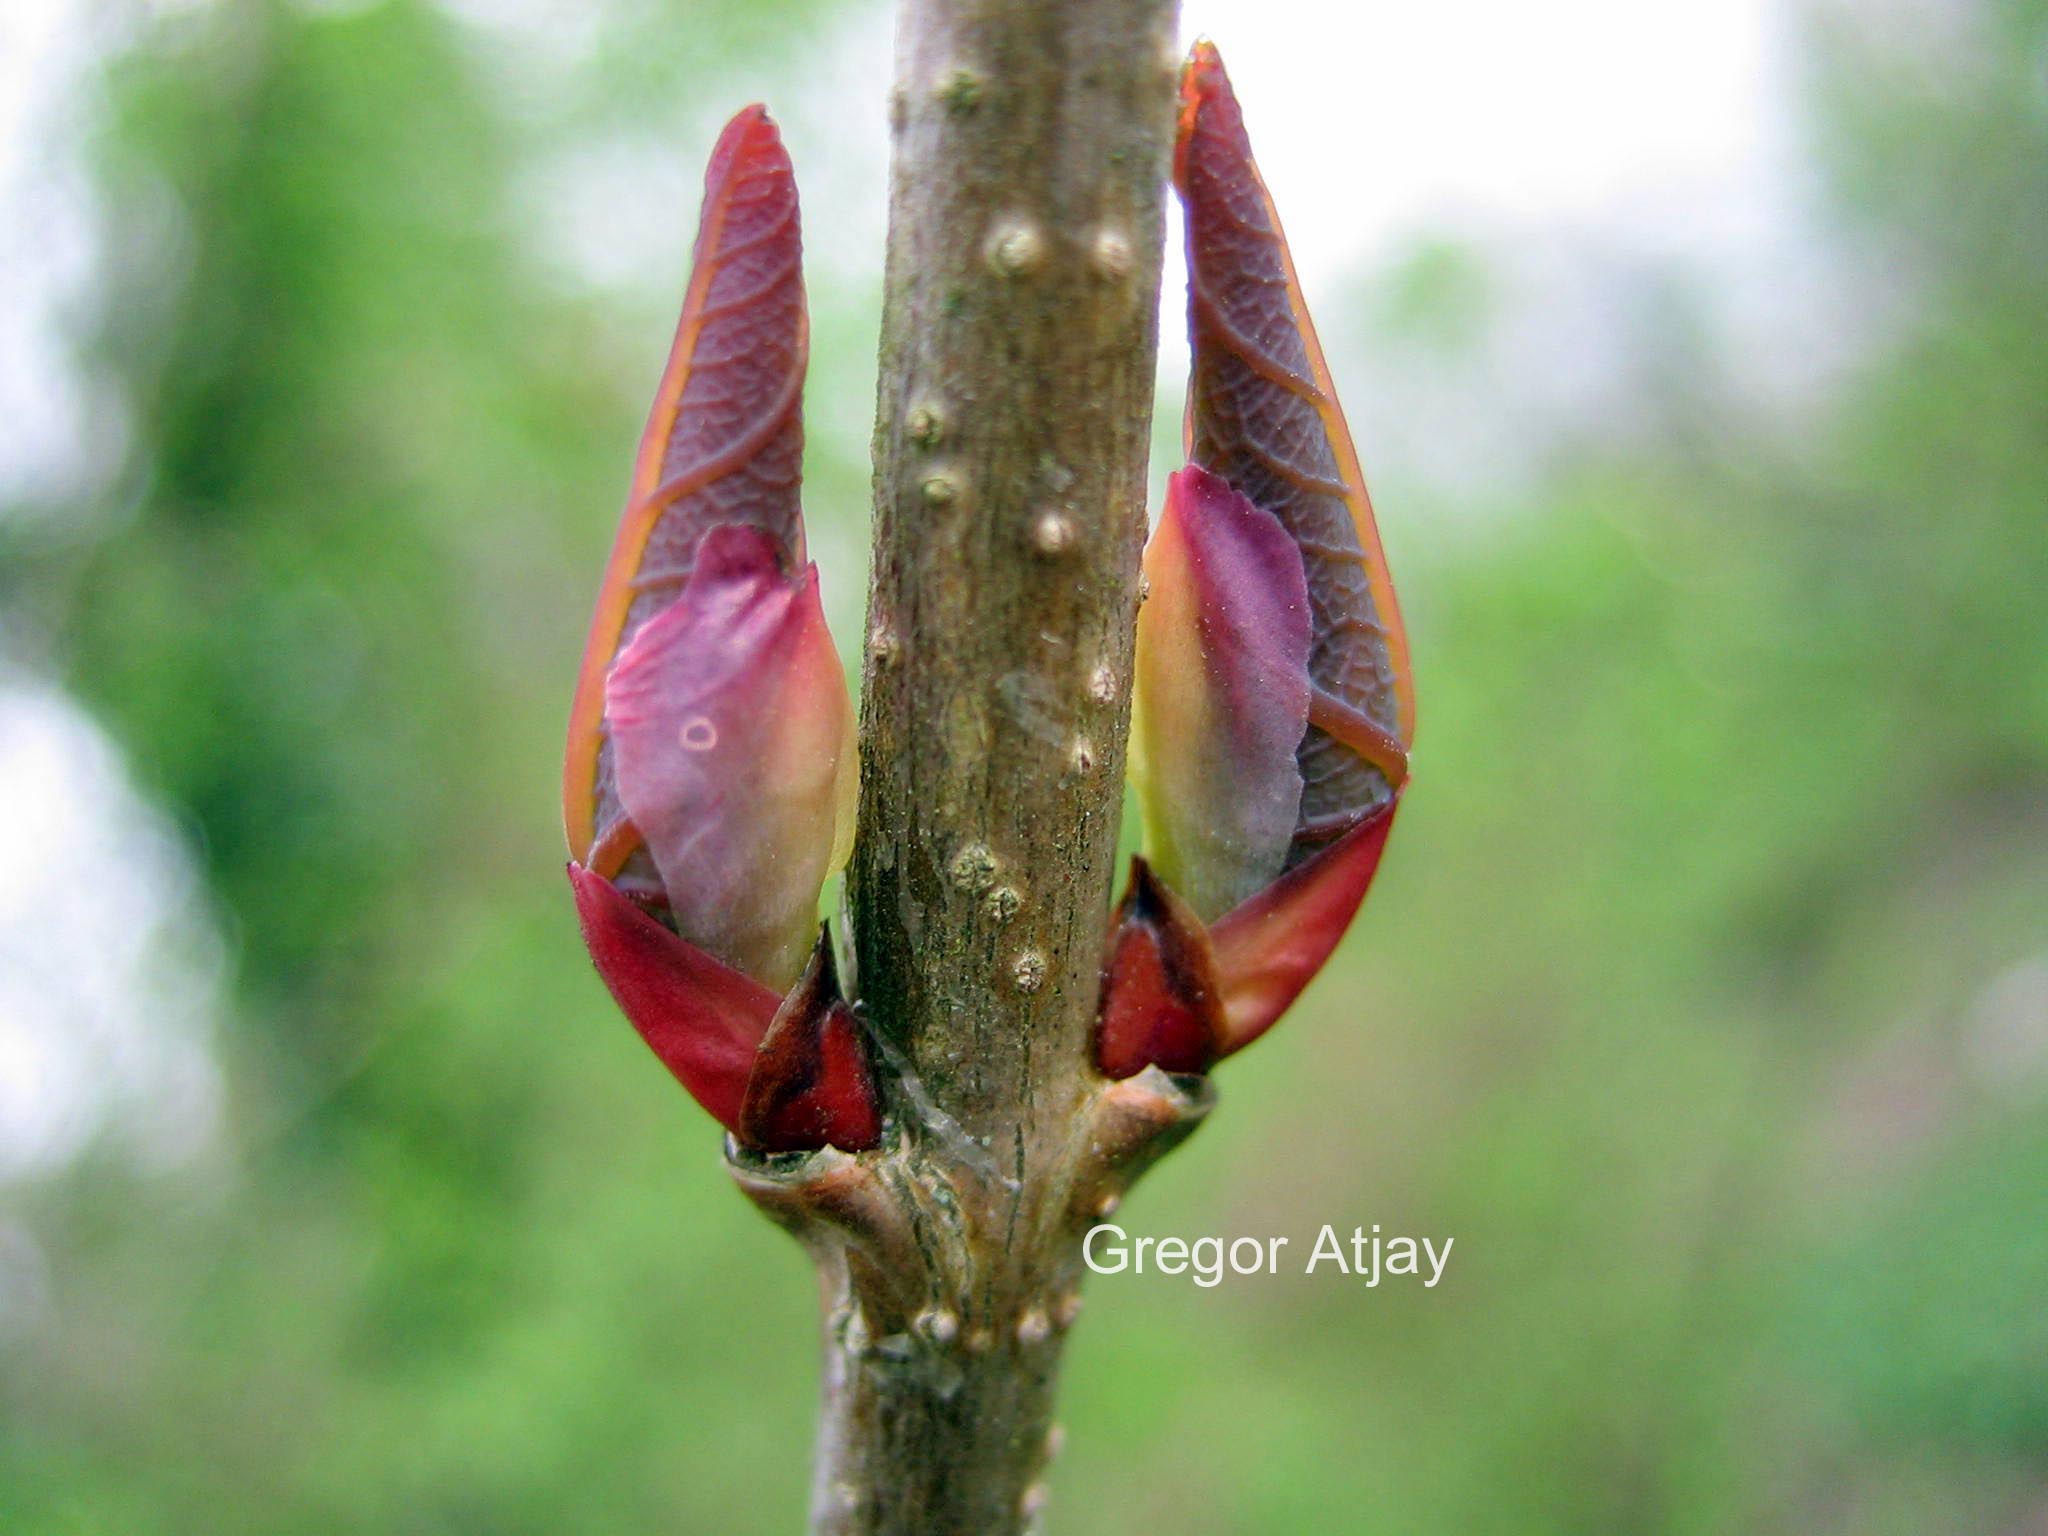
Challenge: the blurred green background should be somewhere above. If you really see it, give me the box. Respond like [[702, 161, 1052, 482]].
[[2, 0, 2045, 1531]]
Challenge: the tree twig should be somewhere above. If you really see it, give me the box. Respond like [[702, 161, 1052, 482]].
[[727, 2, 1190, 1530]]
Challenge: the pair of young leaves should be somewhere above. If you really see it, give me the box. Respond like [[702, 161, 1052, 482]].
[[563, 44, 1413, 1154]]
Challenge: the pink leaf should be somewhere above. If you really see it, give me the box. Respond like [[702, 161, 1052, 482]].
[[1177, 42, 1411, 859], [566, 105, 810, 875], [1131, 464, 1313, 921], [606, 524, 856, 991]]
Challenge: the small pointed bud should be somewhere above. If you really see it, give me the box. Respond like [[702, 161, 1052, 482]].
[[568, 862, 780, 1136], [1096, 858, 1226, 1080], [1207, 798, 1399, 1054], [565, 104, 811, 876], [1131, 464, 1313, 921], [606, 524, 856, 992], [740, 929, 883, 1153], [1177, 42, 1412, 854]]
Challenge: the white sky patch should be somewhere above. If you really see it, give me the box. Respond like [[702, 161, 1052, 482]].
[[505, 0, 1781, 292], [0, 684, 227, 1184], [498, 0, 1804, 515], [0, 1, 227, 1192], [1176, 0, 1779, 285], [1158, 0, 1824, 510], [0, 0, 108, 515]]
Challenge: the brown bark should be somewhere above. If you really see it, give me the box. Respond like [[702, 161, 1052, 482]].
[[727, 1, 1196, 1530]]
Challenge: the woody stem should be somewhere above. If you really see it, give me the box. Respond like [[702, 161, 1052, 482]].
[[813, 0, 1182, 1528]]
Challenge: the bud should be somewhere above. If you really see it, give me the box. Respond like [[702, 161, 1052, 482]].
[[562, 106, 874, 1151], [1098, 45, 1415, 1078], [564, 102, 815, 887], [566, 105, 854, 994], [741, 932, 882, 1154], [1096, 858, 1224, 1080]]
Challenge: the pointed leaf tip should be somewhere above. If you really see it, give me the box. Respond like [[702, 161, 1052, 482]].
[[740, 930, 883, 1154], [1175, 40, 1413, 842], [1097, 858, 1227, 1080], [1132, 463, 1312, 922], [606, 523, 856, 993], [565, 102, 810, 870], [568, 862, 779, 1135], [1207, 797, 1400, 1053]]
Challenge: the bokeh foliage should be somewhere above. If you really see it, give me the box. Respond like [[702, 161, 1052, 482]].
[[3, 0, 2045, 1531]]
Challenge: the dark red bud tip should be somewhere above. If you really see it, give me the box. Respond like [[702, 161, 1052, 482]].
[[1096, 858, 1227, 1080], [740, 929, 883, 1153], [568, 862, 780, 1135], [1207, 796, 1400, 1054]]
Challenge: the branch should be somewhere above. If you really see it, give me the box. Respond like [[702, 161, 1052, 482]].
[[732, 1, 1187, 1531], [859, 0, 1175, 1138]]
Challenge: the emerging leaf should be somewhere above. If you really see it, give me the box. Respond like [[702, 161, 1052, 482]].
[[1131, 464, 1313, 921], [605, 524, 856, 992], [564, 104, 810, 880], [560, 106, 870, 1148], [1177, 42, 1412, 861], [1098, 47, 1420, 1079]]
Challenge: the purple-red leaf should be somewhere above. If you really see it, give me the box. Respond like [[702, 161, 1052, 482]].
[[1177, 43, 1411, 862], [568, 862, 779, 1136], [605, 524, 856, 992], [1207, 797, 1399, 1053], [1131, 464, 1313, 921], [565, 104, 810, 879]]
